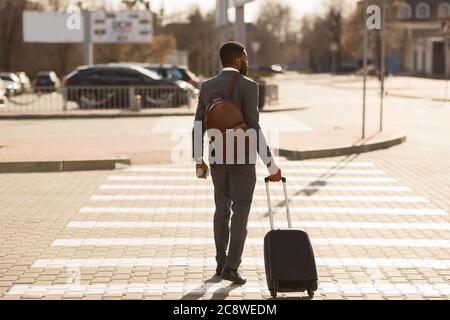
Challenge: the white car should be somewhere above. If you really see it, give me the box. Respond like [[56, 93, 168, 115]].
[[0, 72, 21, 96], [0, 79, 6, 107]]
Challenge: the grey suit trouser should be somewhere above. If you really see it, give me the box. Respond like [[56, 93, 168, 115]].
[[210, 164, 256, 270]]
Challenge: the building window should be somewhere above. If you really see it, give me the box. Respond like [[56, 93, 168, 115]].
[[397, 3, 413, 19], [438, 3, 450, 19], [415, 3, 431, 19]]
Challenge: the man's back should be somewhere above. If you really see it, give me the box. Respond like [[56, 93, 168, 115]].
[[193, 70, 271, 165]]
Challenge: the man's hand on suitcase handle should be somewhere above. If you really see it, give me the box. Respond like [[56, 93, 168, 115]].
[[266, 161, 282, 182], [195, 160, 209, 179]]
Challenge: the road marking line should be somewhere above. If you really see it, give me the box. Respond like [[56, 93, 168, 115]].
[[127, 161, 377, 168], [51, 237, 450, 248], [104, 176, 398, 183], [31, 257, 450, 269], [7, 282, 450, 296], [67, 220, 450, 231], [79, 206, 447, 216], [97, 184, 412, 192], [89, 194, 427, 203], [125, 168, 386, 175]]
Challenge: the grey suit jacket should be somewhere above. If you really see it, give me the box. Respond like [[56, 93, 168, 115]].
[[192, 70, 273, 165]]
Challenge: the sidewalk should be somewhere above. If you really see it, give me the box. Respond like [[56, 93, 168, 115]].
[[0, 122, 405, 173], [303, 74, 450, 102]]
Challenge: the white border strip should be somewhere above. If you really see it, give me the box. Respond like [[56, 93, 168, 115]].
[[7, 282, 450, 296]]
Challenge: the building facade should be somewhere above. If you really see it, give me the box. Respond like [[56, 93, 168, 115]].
[[395, 0, 450, 76]]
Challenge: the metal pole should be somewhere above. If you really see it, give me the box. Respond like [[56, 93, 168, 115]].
[[216, 0, 229, 72], [362, 0, 369, 139], [379, 0, 386, 132], [83, 10, 93, 65], [445, 36, 449, 102], [235, 5, 246, 46]]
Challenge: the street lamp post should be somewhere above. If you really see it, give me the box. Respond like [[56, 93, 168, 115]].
[[443, 22, 449, 102], [379, 0, 387, 132], [215, 0, 229, 71], [362, 0, 369, 139]]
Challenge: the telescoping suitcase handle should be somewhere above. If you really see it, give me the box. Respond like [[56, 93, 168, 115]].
[[264, 177, 292, 230]]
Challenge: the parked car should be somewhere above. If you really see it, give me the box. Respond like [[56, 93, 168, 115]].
[[14, 71, 32, 92], [0, 79, 6, 106], [142, 64, 200, 89], [33, 71, 61, 93], [0, 72, 22, 95], [63, 64, 194, 109]]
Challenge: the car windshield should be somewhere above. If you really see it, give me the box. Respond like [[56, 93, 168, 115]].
[[146, 67, 183, 80], [145, 67, 165, 78], [134, 67, 162, 80], [0, 75, 12, 81]]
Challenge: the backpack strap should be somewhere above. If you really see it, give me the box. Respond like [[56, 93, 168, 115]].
[[224, 74, 241, 99]]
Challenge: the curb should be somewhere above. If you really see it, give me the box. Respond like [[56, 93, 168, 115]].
[[0, 112, 195, 120], [277, 131, 406, 160], [0, 106, 307, 120], [0, 158, 131, 173], [386, 92, 450, 103]]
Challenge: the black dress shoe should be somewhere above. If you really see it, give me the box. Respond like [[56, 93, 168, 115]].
[[215, 264, 224, 277], [221, 267, 246, 285]]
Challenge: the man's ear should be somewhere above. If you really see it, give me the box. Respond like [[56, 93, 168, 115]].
[[235, 57, 241, 67]]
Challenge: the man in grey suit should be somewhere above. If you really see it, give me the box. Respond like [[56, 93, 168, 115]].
[[192, 41, 282, 285]]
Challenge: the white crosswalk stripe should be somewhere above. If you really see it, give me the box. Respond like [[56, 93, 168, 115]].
[[67, 220, 450, 231], [31, 257, 450, 269], [104, 176, 398, 182], [51, 237, 450, 248], [97, 184, 413, 192], [125, 168, 386, 175], [89, 194, 428, 203], [79, 206, 446, 215]]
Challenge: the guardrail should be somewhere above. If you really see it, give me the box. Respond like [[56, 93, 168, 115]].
[[0, 85, 198, 113], [0, 83, 278, 113]]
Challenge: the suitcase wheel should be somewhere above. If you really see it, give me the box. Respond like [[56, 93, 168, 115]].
[[307, 288, 314, 299], [270, 290, 277, 299]]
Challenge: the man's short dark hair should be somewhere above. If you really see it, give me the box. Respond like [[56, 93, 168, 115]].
[[219, 41, 245, 67]]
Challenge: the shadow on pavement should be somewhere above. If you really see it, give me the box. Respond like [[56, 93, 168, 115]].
[[210, 282, 243, 300], [265, 153, 361, 218], [180, 276, 242, 300]]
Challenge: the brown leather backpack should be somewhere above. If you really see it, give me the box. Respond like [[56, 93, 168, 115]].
[[204, 74, 249, 162]]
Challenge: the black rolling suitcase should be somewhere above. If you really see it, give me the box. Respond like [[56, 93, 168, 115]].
[[263, 177, 318, 299]]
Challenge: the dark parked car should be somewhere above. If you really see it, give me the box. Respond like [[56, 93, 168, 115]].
[[34, 71, 61, 93], [143, 64, 200, 89], [63, 64, 194, 109]]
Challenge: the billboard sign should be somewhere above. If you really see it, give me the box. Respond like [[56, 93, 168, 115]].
[[23, 11, 84, 43], [91, 11, 153, 43], [23, 11, 153, 44]]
